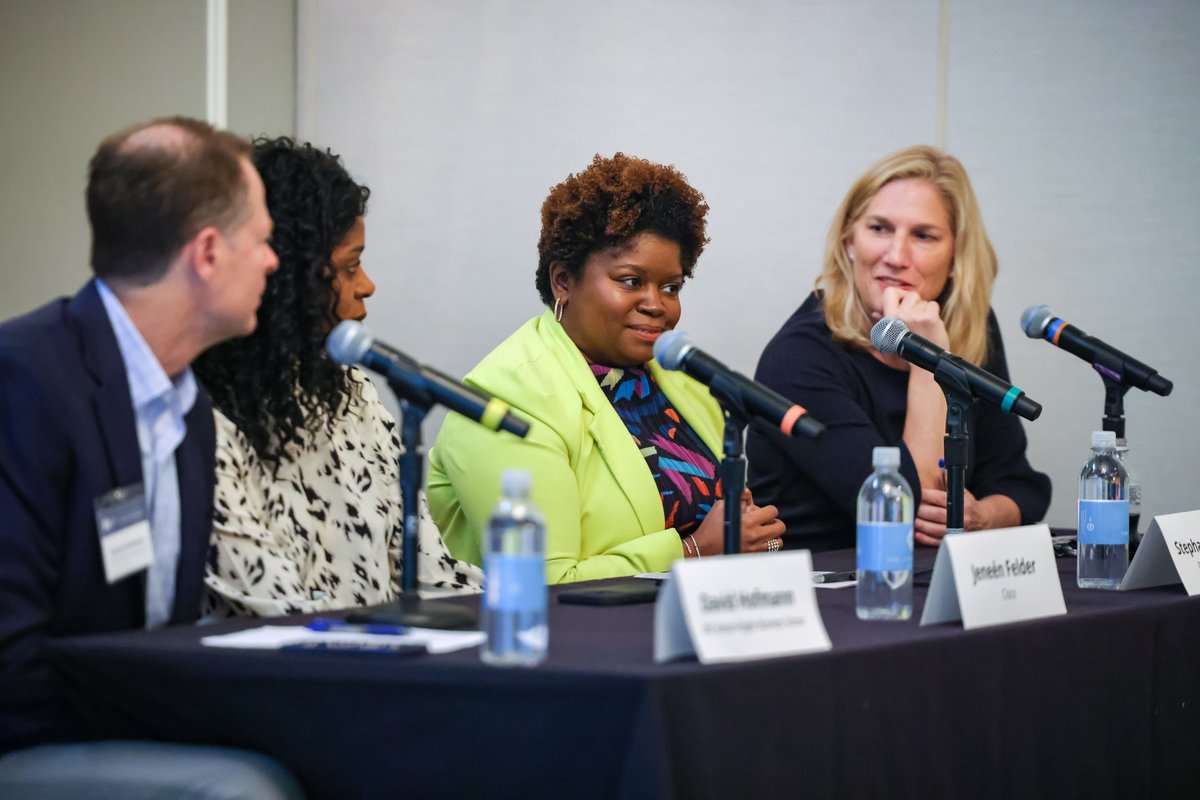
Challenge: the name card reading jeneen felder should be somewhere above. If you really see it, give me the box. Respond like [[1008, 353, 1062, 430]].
[[921, 524, 1066, 629]]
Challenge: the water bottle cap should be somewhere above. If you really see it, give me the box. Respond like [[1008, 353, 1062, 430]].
[[1091, 430, 1117, 450], [501, 468, 532, 496], [872, 446, 901, 469]]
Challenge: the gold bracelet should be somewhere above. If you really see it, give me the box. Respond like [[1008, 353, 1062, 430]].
[[682, 537, 694, 557], [689, 534, 701, 560]]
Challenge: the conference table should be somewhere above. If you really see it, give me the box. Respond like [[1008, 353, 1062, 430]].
[[50, 548, 1200, 800]]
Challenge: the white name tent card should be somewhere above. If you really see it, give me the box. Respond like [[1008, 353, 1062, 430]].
[[1120, 510, 1200, 595], [920, 524, 1066, 629], [654, 550, 831, 664]]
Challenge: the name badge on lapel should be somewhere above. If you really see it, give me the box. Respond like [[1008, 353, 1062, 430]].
[[94, 483, 152, 584]]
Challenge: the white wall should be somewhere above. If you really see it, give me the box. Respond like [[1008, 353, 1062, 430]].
[[299, 0, 942, 374], [298, 0, 1199, 528], [945, 0, 1200, 527]]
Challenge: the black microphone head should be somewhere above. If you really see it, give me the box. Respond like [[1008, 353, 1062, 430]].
[[327, 320, 373, 366], [653, 329, 692, 371], [1020, 304, 1053, 338], [1148, 373, 1173, 397], [1014, 394, 1043, 422], [870, 317, 907, 355]]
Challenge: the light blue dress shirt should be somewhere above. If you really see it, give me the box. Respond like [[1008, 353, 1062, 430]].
[[96, 279, 198, 629]]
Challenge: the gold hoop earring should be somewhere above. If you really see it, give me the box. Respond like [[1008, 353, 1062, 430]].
[[553, 297, 565, 323]]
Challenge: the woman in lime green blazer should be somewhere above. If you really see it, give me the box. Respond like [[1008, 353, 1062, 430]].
[[427, 154, 784, 583]]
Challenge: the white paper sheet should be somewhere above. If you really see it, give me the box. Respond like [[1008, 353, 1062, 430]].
[[201, 625, 486, 655]]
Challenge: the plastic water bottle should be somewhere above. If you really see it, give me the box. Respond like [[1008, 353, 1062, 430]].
[[1114, 438, 1142, 556], [856, 447, 914, 620], [1077, 431, 1128, 590], [482, 469, 547, 666]]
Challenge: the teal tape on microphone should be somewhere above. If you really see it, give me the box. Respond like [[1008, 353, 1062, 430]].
[[1001, 386, 1021, 414]]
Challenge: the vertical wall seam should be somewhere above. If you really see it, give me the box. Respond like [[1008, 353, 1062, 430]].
[[206, 0, 228, 128], [936, 0, 950, 148]]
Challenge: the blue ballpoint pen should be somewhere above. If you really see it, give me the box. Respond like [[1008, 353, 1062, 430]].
[[305, 617, 409, 636]]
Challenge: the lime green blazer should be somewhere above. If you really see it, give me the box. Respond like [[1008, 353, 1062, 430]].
[[427, 311, 725, 584]]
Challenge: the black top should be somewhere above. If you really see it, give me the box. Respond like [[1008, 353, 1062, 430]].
[[747, 292, 1051, 551]]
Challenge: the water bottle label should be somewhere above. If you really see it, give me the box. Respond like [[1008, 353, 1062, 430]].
[[857, 522, 913, 572], [1078, 499, 1129, 545], [484, 553, 546, 612]]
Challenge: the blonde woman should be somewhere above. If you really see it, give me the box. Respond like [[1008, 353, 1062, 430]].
[[747, 146, 1050, 550]]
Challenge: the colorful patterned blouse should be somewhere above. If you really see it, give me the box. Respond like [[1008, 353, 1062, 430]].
[[592, 365, 721, 536]]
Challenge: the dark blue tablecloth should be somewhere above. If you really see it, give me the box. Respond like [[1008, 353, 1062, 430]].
[[48, 548, 1200, 799]]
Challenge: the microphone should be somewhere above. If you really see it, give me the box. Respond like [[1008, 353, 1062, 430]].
[[1019, 304, 1173, 396], [654, 330, 825, 439], [327, 321, 530, 438], [871, 317, 1043, 421]]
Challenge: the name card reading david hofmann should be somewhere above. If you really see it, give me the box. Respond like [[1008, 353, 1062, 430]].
[[1121, 510, 1200, 595], [920, 524, 1065, 629], [654, 551, 831, 664]]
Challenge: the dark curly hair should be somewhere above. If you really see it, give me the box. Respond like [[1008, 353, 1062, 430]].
[[193, 136, 370, 466], [535, 153, 710, 305]]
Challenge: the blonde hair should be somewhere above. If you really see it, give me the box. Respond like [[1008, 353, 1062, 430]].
[[816, 145, 996, 366]]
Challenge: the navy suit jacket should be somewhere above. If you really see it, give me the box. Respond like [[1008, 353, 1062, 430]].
[[0, 281, 215, 753]]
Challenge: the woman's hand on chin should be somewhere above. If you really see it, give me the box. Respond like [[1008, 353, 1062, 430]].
[[881, 286, 949, 350]]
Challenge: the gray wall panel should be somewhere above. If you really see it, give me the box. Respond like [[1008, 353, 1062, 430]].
[[0, 0, 207, 318], [229, 0, 297, 139], [0, 0, 296, 320]]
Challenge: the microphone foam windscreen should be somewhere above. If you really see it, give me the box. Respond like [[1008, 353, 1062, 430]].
[[1019, 304, 1053, 338], [870, 317, 907, 355], [326, 320, 373, 366], [653, 329, 690, 371]]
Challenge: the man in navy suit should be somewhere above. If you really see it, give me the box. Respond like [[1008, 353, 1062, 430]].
[[0, 118, 302, 798]]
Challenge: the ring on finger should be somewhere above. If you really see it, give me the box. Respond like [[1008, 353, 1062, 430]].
[[766, 538, 781, 553]]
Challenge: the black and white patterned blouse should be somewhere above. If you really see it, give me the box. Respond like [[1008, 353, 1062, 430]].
[[203, 368, 482, 618]]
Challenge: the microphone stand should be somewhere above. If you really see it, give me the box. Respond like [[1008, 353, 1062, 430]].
[[1092, 357, 1130, 440], [933, 357, 976, 534], [1094, 356, 1140, 552], [354, 396, 477, 630], [707, 373, 751, 555]]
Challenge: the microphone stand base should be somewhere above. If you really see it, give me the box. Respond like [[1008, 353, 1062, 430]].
[[350, 593, 479, 630]]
